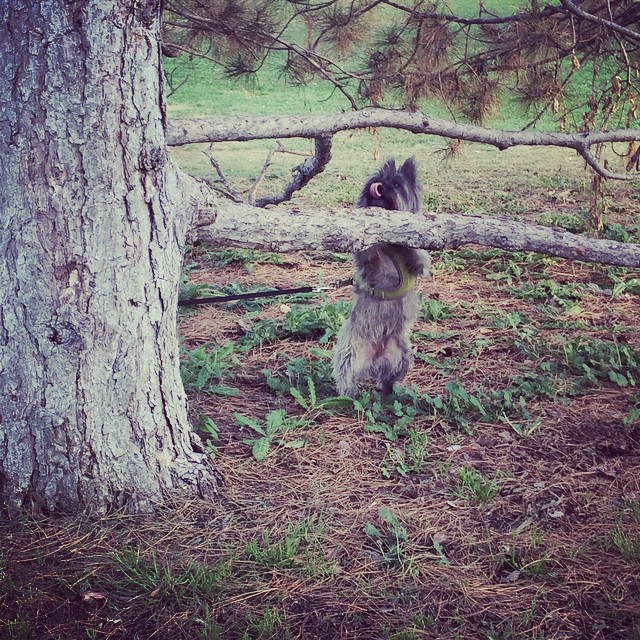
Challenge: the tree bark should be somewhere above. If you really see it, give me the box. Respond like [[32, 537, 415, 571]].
[[0, 0, 217, 514]]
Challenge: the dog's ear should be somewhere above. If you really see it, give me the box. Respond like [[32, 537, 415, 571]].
[[382, 158, 397, 174], [400, 157, 417, 186]]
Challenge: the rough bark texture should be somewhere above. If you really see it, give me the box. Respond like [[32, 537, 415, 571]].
[[0, 1, 217, 514], [186, 192, 640, 268]]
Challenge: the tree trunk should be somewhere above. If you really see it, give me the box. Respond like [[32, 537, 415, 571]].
[[0, 0, 217, 514]]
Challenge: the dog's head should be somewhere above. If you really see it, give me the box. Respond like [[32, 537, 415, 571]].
[[357, 157, 421, 214]]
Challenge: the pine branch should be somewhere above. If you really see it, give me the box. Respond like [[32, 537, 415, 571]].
[[558, 0, 640, 44], [381, 0, 565, 26], [167, 108, 640, 180], [253, 136, 333, 207]]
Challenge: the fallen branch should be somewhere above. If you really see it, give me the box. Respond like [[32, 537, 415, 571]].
[[177, 167, 640, 268]]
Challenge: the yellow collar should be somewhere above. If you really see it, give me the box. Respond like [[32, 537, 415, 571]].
[[354, 247, 417, 300]]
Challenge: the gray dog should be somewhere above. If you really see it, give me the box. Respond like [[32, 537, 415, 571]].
[[332, 157, 429, 397]]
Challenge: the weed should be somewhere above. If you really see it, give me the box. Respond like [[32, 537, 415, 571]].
[[0, 551, 12, 595], [205, 248, 283, 270], [457, 467, 500, 504], [485, 259, 525, 285], [434, 251, 467, 272], [508, 548, 552, 579], [443, 381, 487, 433], [112, 547, 230, 605], [360, 381, 538, 437], [421, 298, 451, 322], [536, 211, 587, 233], [288, 376, 354, 413], [263, 348, 335, 395], [196, 608, 224, 640], [502, 415, 542, 438], [509, 279, 585, 309], [234, 409, 307, 460], [491, 311, 528, 332], [239, 300, 350, 347], [388, 630, 420, 640], [242, 606, 289, 640], [355, 393, 421, 441], [608, 270, 640, 298], [405, 428, 430, 472], [624, 393, 640, 427], [628, 500, 640, 523], [363, 509, 408, 568], [203, 283, 283, 311], [611, 528, 640, 562], [245, 519, 317, 569], [2, 618, 33, 640], [195, 414, 219, 456], [436, 460, 452, 481], [603, 222, 637, 243], [431, 534, 449, 565], [561, 336, 638, 388], [179, 281, 218, 306], [380, 444, 411, 478], [180, 343, 240, 396]]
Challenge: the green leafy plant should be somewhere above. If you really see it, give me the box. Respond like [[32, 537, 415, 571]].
[[234, 410, 307, 460], [289, 376, 355, 413], [240, 301, 350, 347], [205, 248, 283, 270], [380, 444, 411, 478], [195, 414, 219, 456], [442, 381, 487, 433], [421, 298, 451, 322], [536, 211, 587, 233], [180, 343, 240, 396], [608, 270, 640, 298], [509, 279, 584, 309], [363, 509, 408, 567], [263, 349, 335, 395], [457, 467, 499, 504], [561, 336, 638, 388], [405, 428, 429, 472]]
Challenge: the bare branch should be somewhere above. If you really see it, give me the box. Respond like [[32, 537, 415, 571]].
[[201, 145, 244, 202], [254, 136, 333, 208], [558, 0, 640, 44], [167, 109, 640, 180], [381, 0, 565, 26], [247, 143, 282, 205]]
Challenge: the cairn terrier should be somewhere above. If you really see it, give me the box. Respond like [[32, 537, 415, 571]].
[[332, 157, 429, 397]]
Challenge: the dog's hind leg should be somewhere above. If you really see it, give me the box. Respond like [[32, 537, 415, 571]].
[[332, 324, 374, 397], [374, 336, 413, 396]]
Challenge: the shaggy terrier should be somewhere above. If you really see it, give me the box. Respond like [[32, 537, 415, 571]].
[[332, 158, 429, 397]]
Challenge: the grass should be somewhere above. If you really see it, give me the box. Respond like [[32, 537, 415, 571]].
[[3, 7, 640, 639]]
